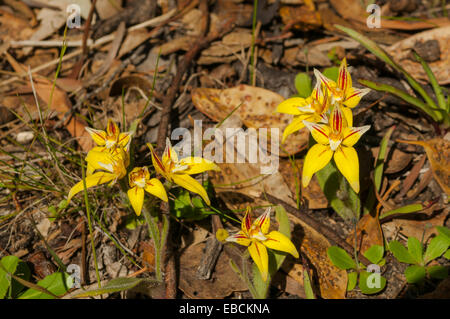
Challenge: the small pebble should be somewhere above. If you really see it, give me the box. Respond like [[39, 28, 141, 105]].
[[16, 131, 34, 144]]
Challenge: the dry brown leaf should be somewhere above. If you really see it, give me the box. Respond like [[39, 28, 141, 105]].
[[346, 213, 384, 255], [398, 137, 450, 195], [178, 241, 248, 298], [0, 8, 34, 42], [330, 0, 449, 31], [279, 5, 322, 30], [191, 85, 309, 156], [387, 26, 450, 85]]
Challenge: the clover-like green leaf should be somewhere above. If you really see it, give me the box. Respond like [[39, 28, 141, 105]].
[[427, 265, 448, 280], [363, 245, 384, 264], [424, 235, 450, 264], [294, 73, 312, 98], [389, 240, 416, 264], [347, 271, 358, 291], [359, 271, 386, 295], [404, 265, 426, 284], [407, 237, 423, 265], [327, 246, 357, 270]]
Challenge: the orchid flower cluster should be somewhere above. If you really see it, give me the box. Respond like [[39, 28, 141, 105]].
[[67, 119, 219, 216], [277, 58, 371, 193]]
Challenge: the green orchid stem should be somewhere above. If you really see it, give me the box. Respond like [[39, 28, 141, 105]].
[[353, 217, 360, 270], [81, 157, 101, 288]]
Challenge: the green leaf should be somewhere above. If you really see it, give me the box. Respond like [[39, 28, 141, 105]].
[[294, 73, 312, 98], [273, 205, 291, 269], [379, 203, 423, 220], [18, 272, 73, 299], [359, 79, 440, 122], [72, 277, 150, 298], [359, 271, 386, 295], [404, 265, 426, 284], [303, 270, 316, 299], [327, 246, 356, 270], [407, 237, 423, 265], [444, 249, 450, 260], [347, 271, 358, 291], [170, 186, 214, 221], [388, 241, 416, 264], [374, 127, 395, 192], [322, 66, 339, 82], [10, 260, 30, 298], [427, 265, 448, 280], [0, 256, 20, 299], [125, 214, 145, 230], [363, 245, 384, 264], [413, 51, 447, 112], [436, 226, 450, 244], [424, 235, 450, 263], [316, 160, 360, 221]]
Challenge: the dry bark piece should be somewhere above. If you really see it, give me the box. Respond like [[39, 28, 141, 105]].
[[27, 251, 57, 279], [387, 26, 450, 85], [178, 241, 248, 298]]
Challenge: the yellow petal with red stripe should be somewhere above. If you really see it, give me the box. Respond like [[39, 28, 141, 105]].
[[144, 178, 168, 202], [334, 145, 360, 193], [302, 143, 333, 188], [337, 58, 352, 93], [254, 208, 271, 234], [342, 125, 371, 147], [276, 97, 310, 115], [171, 174, 210, 205], [248, 241, 269, 282], [303, 121, 330, 145], [263, 230, 299, 258], [106, 119, 120, 138], [85, 127, 107, 146], [344, 87, 370, 109], [178, 157, 220, 175], [127, 186, 145, 216], [225, 231, 251, 246], [67, 172, 116, 203]]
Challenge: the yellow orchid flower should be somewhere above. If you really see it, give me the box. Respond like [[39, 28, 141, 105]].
[[67, 148, 127, 203], [85, 119, 132, 151], [86, 145, 130, 176], [314, 58, 370, 123], [302, 103, 370, 193], [147, 138, 220, 206], [225, 207, 299, 281], [127, 167, 168, 216], [276, 85, 330, 143]]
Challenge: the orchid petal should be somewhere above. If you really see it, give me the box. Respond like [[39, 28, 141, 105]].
[[302, 143, 333, 188], [147, 143, 167, 178], [67, 172, 116, 203], [171, 174, 210, 205], [85, 150, 116, 173], [263, 230, 299, 258], [330, 104, 347, 134], [276, 97, 310, 115], [342, 125, 371, 147], [85, 127, 107, 146], [127, 186, 144, 216], [281, 115, 310, 144], [118, 132, 132, 151], [242, 207, 252, 235], [144, 178, 168, 202], [106, 119, 119, 138], [337, 58, 352, 93], [163, 138, 178, 165], [313, 68, 334, 93], [225, 231, 251, 246], [334, 145, 360, 193], [303, 121, 330, 145], [341, 106, 353, 127], [344, 87, 371, 109], [248, 241, 269, 281], [178, 157, 220, 175], [254, 207, 271, 234]]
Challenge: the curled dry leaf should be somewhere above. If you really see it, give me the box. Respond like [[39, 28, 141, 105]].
[[346, 213, 384, 255], [387, 26, 450, 85], [398, 138, 450, 196], [191, 85, 309, 156]]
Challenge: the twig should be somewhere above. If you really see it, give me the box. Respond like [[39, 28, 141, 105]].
[[263, 193, 372, 266]]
